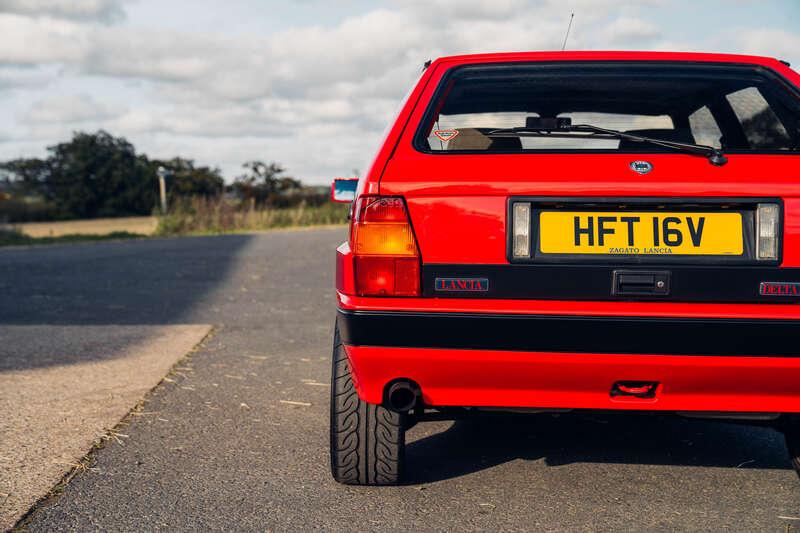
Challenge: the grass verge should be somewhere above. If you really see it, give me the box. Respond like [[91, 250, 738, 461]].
[[0, 228, 145, 248], [155, 198, 349, 236], [1, 201, 349, 247]]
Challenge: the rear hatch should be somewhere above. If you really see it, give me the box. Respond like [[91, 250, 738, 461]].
[[380, 60, 800, 303]]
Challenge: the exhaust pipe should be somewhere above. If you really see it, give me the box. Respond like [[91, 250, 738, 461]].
[[385, 380, 421, 412]]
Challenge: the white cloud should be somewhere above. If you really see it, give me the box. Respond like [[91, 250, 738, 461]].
[[599, 17, 661, 45], [0, 0, 797, 183], [727, 28, 800, 63], [0, 65, 53, 90], [85, 29, 225, 82], [0, 0, 125, 23], [399, 0, 532, 21], [24, 93, 124, 123], [0, 14, 88, 64]]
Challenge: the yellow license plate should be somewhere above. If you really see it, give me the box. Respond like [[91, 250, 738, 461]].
[[539, 211, 744, 256]]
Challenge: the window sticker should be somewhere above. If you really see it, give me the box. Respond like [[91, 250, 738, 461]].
[[433, 129, 460, 142]]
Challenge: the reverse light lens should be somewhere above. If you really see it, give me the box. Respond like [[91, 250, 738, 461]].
[[351, 196, 420, 296], [513, 202, 531, 258], [756, 203, 780, 260]]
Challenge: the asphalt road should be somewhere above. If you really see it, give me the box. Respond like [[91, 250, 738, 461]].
[[2, 228, 799, 531]]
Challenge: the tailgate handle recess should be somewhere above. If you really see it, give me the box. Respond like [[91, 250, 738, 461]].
[[613, 270, 670, 296]]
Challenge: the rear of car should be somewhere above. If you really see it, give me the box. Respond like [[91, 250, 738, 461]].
[[329, 52, 800, 485]]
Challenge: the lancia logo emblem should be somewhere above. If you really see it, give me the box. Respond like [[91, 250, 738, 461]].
[[630, 160, 653, 174], [435, 277, 489, 292]]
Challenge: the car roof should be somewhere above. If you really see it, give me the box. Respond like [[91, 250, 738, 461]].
[[430, 51, 783, 68]]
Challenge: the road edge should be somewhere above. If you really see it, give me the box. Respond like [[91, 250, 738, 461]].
[[10, 326, 217, 532]]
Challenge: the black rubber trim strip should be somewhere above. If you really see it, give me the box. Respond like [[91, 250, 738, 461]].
[[337, 308, 800, 357], [422, 264, 800, 303]]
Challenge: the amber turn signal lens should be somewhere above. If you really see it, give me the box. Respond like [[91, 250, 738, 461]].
[[353, 223, 417, 256], [352, 197, 419, 257]]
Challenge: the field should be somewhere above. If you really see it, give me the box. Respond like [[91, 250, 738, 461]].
[[0, 202, 349, 247], [13, 216, 159, 238], [155, 198, 349, 236]]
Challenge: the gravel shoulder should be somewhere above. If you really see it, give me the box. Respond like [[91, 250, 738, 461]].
[[0, 324, 211, 530]]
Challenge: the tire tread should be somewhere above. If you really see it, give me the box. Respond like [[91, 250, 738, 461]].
[[330, 325, 404, 485]]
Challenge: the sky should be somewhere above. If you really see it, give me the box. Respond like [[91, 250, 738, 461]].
[[1, 0, 799, 184]]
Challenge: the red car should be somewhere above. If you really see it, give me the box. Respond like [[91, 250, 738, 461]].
[[329, 51, 800, 485]]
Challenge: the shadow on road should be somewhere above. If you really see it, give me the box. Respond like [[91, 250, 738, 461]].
[[405, 412, 794, 484], [0, 234, 254, 327], [0, 234, 254, 370]]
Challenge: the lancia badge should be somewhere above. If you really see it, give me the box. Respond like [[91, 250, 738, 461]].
[[630, 160, 653, 174], [435, 278, 489, 292]]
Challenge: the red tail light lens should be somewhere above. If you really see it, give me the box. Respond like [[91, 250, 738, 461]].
[[351, 197, 420, 297]]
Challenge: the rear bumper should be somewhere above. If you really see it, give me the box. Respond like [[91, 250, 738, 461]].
[[337, 308, 800, 413]]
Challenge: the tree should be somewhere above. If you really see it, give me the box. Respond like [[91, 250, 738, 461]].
[[0, 131, 322, 221], [150, 157, 224, 198], [232, 160, 301, 206], [46, 131, 155, 218], [740, 107, 794, 149], [0, 157, 51, 197]]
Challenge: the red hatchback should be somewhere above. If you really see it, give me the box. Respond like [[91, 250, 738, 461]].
[[329, 51, 800, 485]]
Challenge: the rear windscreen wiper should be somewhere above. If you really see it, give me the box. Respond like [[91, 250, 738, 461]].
[[488, 119, 728, 166]]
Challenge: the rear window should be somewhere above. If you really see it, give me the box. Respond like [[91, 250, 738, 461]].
[[416, 62, 800, 154]]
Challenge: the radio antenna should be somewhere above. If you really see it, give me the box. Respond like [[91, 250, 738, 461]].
[[561, 13, 574, 51]]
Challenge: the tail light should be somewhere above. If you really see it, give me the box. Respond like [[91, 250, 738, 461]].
[[351, 196, 420, 296]]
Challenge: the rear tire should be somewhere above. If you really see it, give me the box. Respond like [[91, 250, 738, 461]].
[[330, 324, 405, 485]]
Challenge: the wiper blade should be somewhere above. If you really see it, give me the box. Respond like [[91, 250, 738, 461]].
[[574, 124, 728, 166], [487, 124, 728, 166]]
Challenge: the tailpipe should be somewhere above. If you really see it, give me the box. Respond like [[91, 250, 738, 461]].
[[384, 379, 421, 412]]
